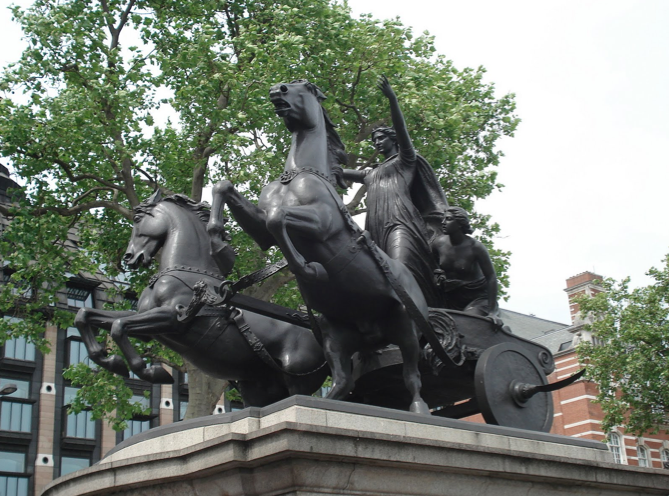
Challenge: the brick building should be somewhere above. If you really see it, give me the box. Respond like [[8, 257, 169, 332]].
[[460, 271, 669, 468], [531, 272, 669, 468], [0, 166, 233, 496]]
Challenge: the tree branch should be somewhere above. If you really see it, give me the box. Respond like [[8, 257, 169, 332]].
[[345, 184, 367, 213], [335, 98, 365, 125], [115, 0, 137, 41], [72, 187, 114, 205], [30, 201, 131, 220], [99, 0, 115, 38], [18, 149, 125, 191]]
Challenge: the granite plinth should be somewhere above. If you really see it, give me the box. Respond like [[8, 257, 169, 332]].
[[42, 396, 668, 496]]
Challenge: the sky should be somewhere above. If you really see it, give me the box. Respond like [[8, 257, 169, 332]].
[[1, 1, 668, 323], [346, 0, 669, 323]]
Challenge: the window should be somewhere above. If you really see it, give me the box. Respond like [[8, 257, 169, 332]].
[[1, 317, 35, 362], [60, 456, 89, 477], [122, 394, 153, 440], [1, 272, 32, 299], [175, 371, 189, 422], [123, 419, 151, 440], [661, 448, 669, 469], [0, 378, 29, 399], [637, 445, 649, 467], [608, 433, 625, 464], [0, 450, 29, 496], [63, 387, 96, 439], [66, 328, 91, 367], [179, 401, 188, 421], [66, 287, 93, 309], [0, 378, 32, 433]]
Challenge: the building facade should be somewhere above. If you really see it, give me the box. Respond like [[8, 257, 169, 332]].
[[0, 283, 234, 496], [461, 271, 669, 468], [534, 272, 669, 468], [0, 165, 234, 496]]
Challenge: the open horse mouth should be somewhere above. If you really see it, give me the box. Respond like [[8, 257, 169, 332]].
[[271, 96, 291, 117], [124, 252, 149, 270]]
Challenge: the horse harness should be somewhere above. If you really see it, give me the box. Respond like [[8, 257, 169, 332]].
[[149, 263, 325, 377], [279, 167, 338, 189], [148, 265, 226, 292]]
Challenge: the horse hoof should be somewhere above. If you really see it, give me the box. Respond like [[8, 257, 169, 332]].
[[410, 400, 430, 415], [142, 365, 174, 384], [103, 355, 130, 377], [303, 262, 329, 282]]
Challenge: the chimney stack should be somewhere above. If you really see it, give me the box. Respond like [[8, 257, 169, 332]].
[[564, 272, 605, 325]]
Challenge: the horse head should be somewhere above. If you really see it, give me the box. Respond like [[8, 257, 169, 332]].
[[124, 193, 234, 274], [269, 79, 327, 132], [270, 80, 348, 186], [124, 190, 170, 269]]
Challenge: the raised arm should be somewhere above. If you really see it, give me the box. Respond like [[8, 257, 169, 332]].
[[378, 75, 416, 165]]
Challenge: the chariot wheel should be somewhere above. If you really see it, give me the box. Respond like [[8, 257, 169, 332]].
[[474, 343, 553, 432]]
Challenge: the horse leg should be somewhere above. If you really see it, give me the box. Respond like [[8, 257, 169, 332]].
[[74, 308, 136, 377], [108, 307, 183, 384], [320, 319, 357, 400], [208, 180, 275, 251], [393, 319, 430, 415], [266, 205, 332, 282]]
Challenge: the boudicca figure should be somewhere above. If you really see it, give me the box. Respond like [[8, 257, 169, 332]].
[[342, 76, 448, 307], [432, 206, 499, 317]]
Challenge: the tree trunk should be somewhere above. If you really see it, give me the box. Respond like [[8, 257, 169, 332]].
[[182, 358, 228, 420]]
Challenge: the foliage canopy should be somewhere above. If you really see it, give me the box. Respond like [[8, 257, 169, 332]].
[[577, 258, 669, 436], [0, 0, 518, 427]]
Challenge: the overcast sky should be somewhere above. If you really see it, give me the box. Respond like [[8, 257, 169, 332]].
[[2, 1, 668, 324], [349, 0, 669, 323]]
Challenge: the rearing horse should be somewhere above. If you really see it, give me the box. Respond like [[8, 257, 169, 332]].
[[208, 80, 432, 413], [74, 193, 327, 407]]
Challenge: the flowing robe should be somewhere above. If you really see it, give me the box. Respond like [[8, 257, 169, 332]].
[[364, 154, 446, 307]]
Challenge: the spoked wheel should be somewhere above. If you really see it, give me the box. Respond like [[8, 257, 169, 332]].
[[474, 343, 553, 432]]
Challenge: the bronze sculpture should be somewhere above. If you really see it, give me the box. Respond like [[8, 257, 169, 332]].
[[69, 77, 583, 431], [74, 192, 327, 406], [432, 206, 499, 316], [207, 79, 450, 414], [342, 76, 448, 308]]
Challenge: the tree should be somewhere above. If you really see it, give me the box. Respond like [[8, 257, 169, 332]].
[[577, 257, 669, 436], [0, 0, 518, 428]]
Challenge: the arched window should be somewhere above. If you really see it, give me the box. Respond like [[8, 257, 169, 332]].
[[637, 445, 649, 467], [608, 433, 625, 464], [661, 448, 669, 469]]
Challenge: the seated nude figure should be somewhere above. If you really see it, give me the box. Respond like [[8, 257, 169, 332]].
[[432, 207, 499, 317]]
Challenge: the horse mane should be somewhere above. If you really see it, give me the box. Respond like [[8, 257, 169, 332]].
[[292, 79, 349, 179], [134, 193, 211, 224]]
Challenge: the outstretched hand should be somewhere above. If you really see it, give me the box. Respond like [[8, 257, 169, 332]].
[[377, 75, 395, 99]]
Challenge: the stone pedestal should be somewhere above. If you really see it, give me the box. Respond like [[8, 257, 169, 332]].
[[42, 396, 669, 496]]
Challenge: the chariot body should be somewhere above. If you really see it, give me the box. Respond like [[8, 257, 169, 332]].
[[230, 294, 574, 433]]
